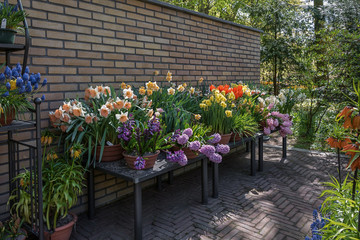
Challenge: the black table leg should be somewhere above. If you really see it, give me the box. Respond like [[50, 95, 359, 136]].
[[282, 136, 287, 161], [212, 162, 219, 198], [246, 141, 250, 152], [258, 135, 263, 172], [251, 139, 256, 176], [134, 182, 142, 240], [168, 171, 173, 185], [87, 167, 95, 219], [201, 158, 208, 205], [156, 175, 162, 191]]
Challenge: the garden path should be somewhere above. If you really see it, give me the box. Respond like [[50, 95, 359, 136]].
[[71, 144, 345, 240]]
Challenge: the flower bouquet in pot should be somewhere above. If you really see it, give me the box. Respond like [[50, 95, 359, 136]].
[[0, 63, 47, 126], [118, 116, 172, 170], [0, 2, 27, 44], [167, 124, 212, 162], [9, 132, 86, 240], [50, 85, 137, 167], [199, 89, 236, 144]]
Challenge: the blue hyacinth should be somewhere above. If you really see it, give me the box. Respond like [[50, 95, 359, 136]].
[[42, 78, 47, 87], [41, 95, 45, 101], [29, 74, 36, 85], [25, 66, 30, 74], [22, 73, 29, 81], [5, 82, 10, 90], [5, 66, 11, 78], [0, 73, 5, 82], [12, 68, 19, 78], [16, 77, 23, 87], [305, 206, 327, 240]]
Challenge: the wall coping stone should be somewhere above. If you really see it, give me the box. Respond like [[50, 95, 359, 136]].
[[143, 0, 264, 34]]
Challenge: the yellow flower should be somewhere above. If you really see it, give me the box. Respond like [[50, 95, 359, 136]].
[[199, 103, 207, 109], [74, 150, 81, 159], [199, 77, 203, 83], [231, 103, 236, 108], [166, 71, 172, 82], [177, 85, 185, 92], [167, 87, 175, 95], [227, 92, 235, 101], [147, 89, 153, 96], [139, 87, 146, 96], [195, 114, 201, 120], [182, 83, 187, 88], [221, 90, 226, 96], [220, 101, 227, 108], [190, 87, 195, 94], [121, 82, 127, 89], [205, 100, 212, 106], [154, 70, 159, 76], [210, 96, 214, 102], [126, 85, 131, 89], [225, 110, 232, 118], [10, 80, 16, 90]]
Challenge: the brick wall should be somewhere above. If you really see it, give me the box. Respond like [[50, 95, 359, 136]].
[[0, 0, 261, 218]]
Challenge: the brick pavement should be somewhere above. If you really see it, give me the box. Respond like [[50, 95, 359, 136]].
[[71, 145, 346, 240]]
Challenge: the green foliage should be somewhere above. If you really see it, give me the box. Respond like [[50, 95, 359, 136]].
[[233, 112, 258, 137], [0, 214, 25, 240], [320, 175, 360, 239]]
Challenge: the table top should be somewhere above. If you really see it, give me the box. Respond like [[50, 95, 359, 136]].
[[96, 152, 206, 184]]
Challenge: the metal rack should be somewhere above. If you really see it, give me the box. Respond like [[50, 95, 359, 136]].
[[0, 99, 43, 240]]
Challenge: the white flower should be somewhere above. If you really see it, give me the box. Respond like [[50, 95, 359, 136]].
[[123, 88, 134, 99], [278, 93, 287, 102], [116, 112, 128, 123]]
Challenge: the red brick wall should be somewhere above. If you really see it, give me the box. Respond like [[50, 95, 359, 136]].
[[0, 0, 261, 218]]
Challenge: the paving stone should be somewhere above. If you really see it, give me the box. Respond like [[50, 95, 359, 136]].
[[71, 146, 344, 240]]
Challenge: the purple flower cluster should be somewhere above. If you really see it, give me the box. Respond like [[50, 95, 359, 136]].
[[134, 156, 146, 170], [1, 63, 47, 97], [166, 150, 188, 166], [118, 120, 135, 141], [216, 144, 230, 154], [144, 116, 162, 137], [305, 206, 326, 240], [169, 129, 181, 142], [188, 141, 201, 151], [263, 112, 293, 137], [177, 134, 189, 145], [200, 143, 230, 164], [208, 133, 221, 144], [182, 128, 193, 137]]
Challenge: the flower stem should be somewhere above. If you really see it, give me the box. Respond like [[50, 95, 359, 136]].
[[337, 148, 342, 189], [352, 168, 358, 201]]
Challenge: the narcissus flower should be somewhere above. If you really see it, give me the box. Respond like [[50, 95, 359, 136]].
[[194, 114, 201, 120], [166, 71, 172, 82], [116, 112, 128, 123], [123, 88, 134, 99], [121, 82, 127, 89], [225, 110, 232, 118], [168, 87, 175, 95], [190, 87, 195, 94], [177, 85, 185, 92], [139, 87, 146, 96], [99, 105, 110, 118]]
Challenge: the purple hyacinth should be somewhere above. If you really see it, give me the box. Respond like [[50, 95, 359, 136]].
[[209, 153, 222, 163], [134, 156, 146, 170], [263, 127, 271, 135], [118, 120, 135, 141], [170, 129, 181, 142], [208, 133, 221, 144], [166, 151, 177, 162], [188, 141, 201, 151], [166, 150, 188, 166], [199, 145, 216, 157], [216, 144, 230, 155], [177, 134, 189, 145], [273, 118, 279, 127], [182, 128, 193, 137]]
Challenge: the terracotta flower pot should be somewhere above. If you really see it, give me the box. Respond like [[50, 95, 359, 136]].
[[171, 146, 199, 160], [230, 133, 242, 142], [95, 144, 124, 162], [44, 212, 77, 240], [123, 150, 160, 170], [218, 133, 232, 144], [0, 108, 15, 126]]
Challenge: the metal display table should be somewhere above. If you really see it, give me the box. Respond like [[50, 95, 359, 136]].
[[87, 132, 284, 240]]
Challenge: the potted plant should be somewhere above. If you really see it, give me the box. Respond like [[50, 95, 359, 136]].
[[232, 112, 259, 141], [0, 214, 27, 240], [199, 88, 236, 144], [0, 63, 47, 126], [118, 116, 172, 170], [9, 133, 85, 240], [49, 85, 138, 167], [0, 2, 27, 44]]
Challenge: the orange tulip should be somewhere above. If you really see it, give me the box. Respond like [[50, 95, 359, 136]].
[[210, 85, 216, 92]]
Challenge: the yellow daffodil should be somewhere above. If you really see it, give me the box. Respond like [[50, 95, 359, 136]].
[[166, 71, 172, 82], [225, 110, 232, 118], [182, 83, 187, 88], [199, 77, 203, 83], [227, 92, 235, 101], [199, 103, 207, 109], [231, 103, 236, 108], [120, 82, 127, 89], [154, 70, 159, 75], [190, 87, 195, 94], [195, 114, 201, 120], [210, 96, 214, 102], [205, 100, 212, 106], [147, 89, 153, 96], [139, 87, 146, 96], [220, 101, 227, 108]]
